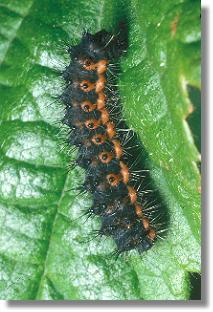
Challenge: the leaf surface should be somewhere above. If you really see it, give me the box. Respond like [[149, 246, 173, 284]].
[[0, 0, 201, 300]]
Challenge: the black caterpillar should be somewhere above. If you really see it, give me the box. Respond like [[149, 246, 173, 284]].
[[61, 30, 157, 254]]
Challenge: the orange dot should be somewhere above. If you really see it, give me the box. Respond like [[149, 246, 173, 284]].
[[81, 101, 97, 112], [127, 186, 137, 204], [120, 161, 129, 184], [135, 204, 143, 218], [98, 151, 113, 164], [142, 217, 150, 230], [80, 80, 95, 92], [112, 140, 122, 158], [106, 173, 121, 187], [85, 119, 100, 130], [147, 228, 156, 241], [106, 122, 116, 139], [96, 76, 106, 93], [97, 59, 108, 74], [97, 93, 106, 110], [91, 134, 106, 145], [100, 108, 110, 124]]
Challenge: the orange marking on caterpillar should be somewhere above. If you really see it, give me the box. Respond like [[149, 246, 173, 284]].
[[96, 75, 106, 93], [80, 80, 96, 92], [135, 204, 143, 218], [147, 228, 156, 241], [99, 151, 113, 164], [85, 119, 100, 130], [120, 161, 129, 184], [127, 186, 137, 204], [91, 134, 106, 145], [106, 122, 116, 139], [100, 108, 110, 124], [81, 59, 108, 74], [107, 173, 121, 187], [142, 217, 150, 231], [81, 101, 97, 112], [97, 59, 108, 74], [97, 93, 106, 110], [112, 139, 122, 158]]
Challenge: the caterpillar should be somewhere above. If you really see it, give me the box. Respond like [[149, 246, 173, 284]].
[[61, 29, 157, 254]]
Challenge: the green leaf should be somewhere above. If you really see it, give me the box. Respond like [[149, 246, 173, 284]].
[[0, 0, 201, 300]]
